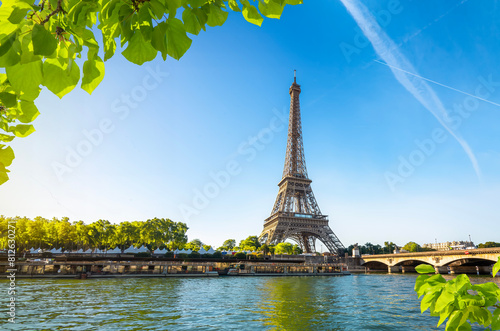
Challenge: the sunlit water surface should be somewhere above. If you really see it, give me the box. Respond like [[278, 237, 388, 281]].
[[2, 274, 499, 330]]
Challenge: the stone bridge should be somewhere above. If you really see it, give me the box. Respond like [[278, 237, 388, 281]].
[[360, 247, 500, 274]]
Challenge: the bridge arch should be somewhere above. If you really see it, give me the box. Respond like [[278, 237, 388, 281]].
[[394, 259, 434, 267], [363, 261, 389, 270], [442, 257, 497, 267]]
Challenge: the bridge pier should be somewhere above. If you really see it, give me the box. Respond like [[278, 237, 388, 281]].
[[478, 266, 492, 275], [435, 266, 449, 274], [388, 266, 400, 273], [401, 266, 415, 273], [448, 266, 480, 275]]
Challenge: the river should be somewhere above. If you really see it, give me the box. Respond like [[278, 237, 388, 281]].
[[2, 274, 499, 330]]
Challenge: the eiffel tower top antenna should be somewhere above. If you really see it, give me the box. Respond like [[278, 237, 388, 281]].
[[294, 69, 296, 83]]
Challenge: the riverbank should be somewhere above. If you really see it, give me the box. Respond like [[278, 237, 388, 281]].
[[1, 257, 350, 279]]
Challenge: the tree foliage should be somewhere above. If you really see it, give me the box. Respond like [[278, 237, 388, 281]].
[[403, 241, 421, 252], [478, 242, 500, 249], [236, 235, 261, 251], [346, 242, 386, 255], [217, 238, 235, 251], [0, 0, 303, 184], [415, 260, 500, 330], [0, 215, 188, 251], [184, 238, 203, 251]]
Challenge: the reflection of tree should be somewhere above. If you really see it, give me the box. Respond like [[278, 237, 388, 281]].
[[256, 278, 341, 330]]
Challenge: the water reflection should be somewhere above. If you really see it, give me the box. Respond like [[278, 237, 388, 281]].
[[256, 277, 341, 330]]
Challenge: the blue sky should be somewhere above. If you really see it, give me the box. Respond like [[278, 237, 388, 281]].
[[2, 0, 500, 249]]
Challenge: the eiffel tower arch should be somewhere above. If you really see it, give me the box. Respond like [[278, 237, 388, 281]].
[[259, 72, 345, 255]]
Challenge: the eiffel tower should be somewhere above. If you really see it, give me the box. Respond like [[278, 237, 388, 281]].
[[259, 72, 345, 255]]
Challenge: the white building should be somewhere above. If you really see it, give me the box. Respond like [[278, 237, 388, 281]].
[[422, 241, 475, 251]]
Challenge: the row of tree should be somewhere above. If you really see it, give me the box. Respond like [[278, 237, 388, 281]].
[[345, 241, 500, 255], [194, 236, 303, 255], [345, 241, 437, 255], [0, 216, 188, 252]]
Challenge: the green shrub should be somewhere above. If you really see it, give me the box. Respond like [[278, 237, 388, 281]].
[[136, 252, 151, 258], [188, 251, 200, 258], [234, 252, 246, 259], [164, 251, 174, 258], [212, 251, 222, 258]]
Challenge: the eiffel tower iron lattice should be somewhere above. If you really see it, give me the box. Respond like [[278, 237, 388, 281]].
[[258, 72, 345, 255]]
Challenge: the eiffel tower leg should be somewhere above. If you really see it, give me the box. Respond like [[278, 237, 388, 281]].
[[317, 227, 345, 256], [301, 235, 316, 253]]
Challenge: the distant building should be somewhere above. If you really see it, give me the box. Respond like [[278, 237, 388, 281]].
[[422, 241, 475, 251], [352, 244, 360, 257]]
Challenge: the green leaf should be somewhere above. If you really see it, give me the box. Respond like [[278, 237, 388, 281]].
[[5, 60, 43, 98], [0, 92, 17, 107], [9, 2, 33, 24], [10, 124, 35, 137], [437, 304, 455, 327], [449, 274, 471, 294], [0, 134, 15, 142], [435, 290, 455, 313], [122, 32, 157, 65], [81, 52, 105, 94], [285, 0, 302, 4], [258, 0, 285, 19], [241, 0, 263, 26], [150, 0, 166, 19], [446, 311, 464, 331], [415, 274, 431, 297], [206, 3, 229, 27], [43, 58, 81, 98], [32, 24, 57, 56], [187, 0, 209, 7], [166, 18, 192, 60], [492, 308, 500, 330], [468, 306, 491, 326], [0, 32, 21, 67], [0, 163, 9, 185], [493, 257, 500, 277], [151, 22, 168, 60], [138, 3, 153, 42], [421, 288, 442, 313], [18, 101, 40, 123], [228, 0, 241, 12], [182, 7, 203, 35], [416, 264, 436, 274], [0, 146, 15, 167]]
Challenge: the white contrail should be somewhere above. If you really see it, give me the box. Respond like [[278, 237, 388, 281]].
[[340, 0, 481, 178], [374, 60, 500, 108]]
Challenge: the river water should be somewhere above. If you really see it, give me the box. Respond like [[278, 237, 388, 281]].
[[2, 274, 499, 330]]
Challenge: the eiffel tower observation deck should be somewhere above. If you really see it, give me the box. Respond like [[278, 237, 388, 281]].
[[259, 72, 345, 255]]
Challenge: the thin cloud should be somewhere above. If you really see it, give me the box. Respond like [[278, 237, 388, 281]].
[[340, 0, 481, 178]]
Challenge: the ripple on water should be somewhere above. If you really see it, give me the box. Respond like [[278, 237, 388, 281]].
[[1, 274, 498, 330]]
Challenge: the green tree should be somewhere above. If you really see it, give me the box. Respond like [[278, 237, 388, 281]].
[[238, 235, 261, 251], [185, 239, 203, 251], [292, 244, 302, 255], [73, 220, 90, 250], [218, 238, 236, 251], [384, 241, 396, 254], [402, 241, 421, 252], [0, 0, 303, 185], [275, 242, 293, 255], [478, 242, 500, 248]]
